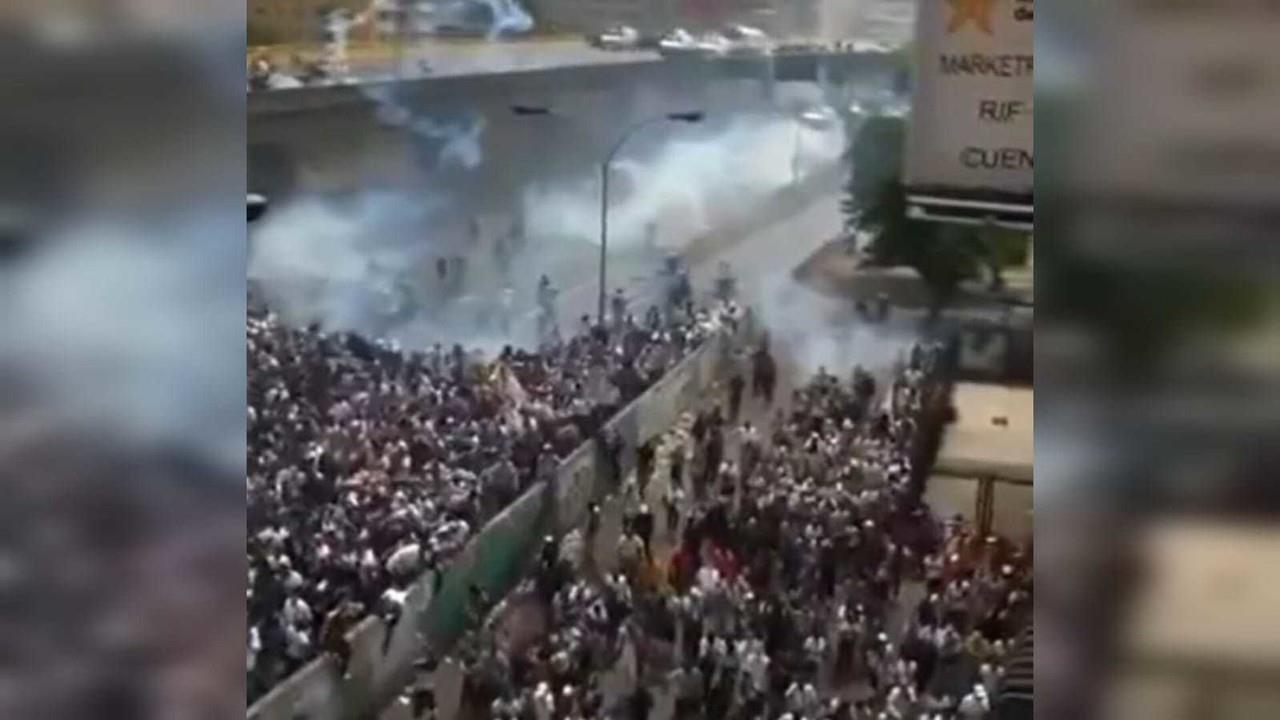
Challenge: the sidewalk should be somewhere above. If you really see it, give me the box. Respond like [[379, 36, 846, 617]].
[[794, 239, 1034, 309]]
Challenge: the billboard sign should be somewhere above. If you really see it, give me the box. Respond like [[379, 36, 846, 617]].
[[905, 0, 1034, 203]]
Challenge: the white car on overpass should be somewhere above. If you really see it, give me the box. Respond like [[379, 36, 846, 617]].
[[721, 24, 773, 56], [658, 28, 701, 57], [589, 24, 641, 51]]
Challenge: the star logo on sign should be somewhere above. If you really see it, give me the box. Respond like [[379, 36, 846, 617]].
[[946, 0, 997, 35]]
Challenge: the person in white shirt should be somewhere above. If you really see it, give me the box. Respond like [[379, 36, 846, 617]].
[[785, 681, 804, 713], [979, 662, 1003, 703], [748, 650, 770, 693], [803, 633, 827, 677], [957, 684, 990, 719], [284, 624, 311, 661], [385, 541, 422, 578], [801, 682, 820, 716], [248, 626, 260, 673], [536, 681, 560, 720], [696, 563, 721, 593], [885, 684, 909, 719], [282, 594, 312, 629]]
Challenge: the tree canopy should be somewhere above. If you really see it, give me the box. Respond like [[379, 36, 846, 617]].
[[844, 114, 1030, 315]]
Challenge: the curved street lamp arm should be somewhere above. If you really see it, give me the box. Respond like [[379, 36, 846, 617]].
[[604, 115, 673, 167]]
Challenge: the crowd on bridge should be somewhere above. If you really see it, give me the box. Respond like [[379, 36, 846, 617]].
[[429, 340, 1033, 720], [246, 286, 745, 702]]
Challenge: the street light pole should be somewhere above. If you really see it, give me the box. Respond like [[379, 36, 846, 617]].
[[597, 111, 704, 325], [512, 107, 703, 325], [599, 158, 610, 323], [791, 120, 802, 185]]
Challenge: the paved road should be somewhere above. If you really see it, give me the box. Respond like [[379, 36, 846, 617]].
[[376, 39, 659, 80], [547, 169, 846, 330], [260, 38, 661, 85]]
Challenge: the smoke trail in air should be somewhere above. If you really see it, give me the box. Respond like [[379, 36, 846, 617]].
[[408, 0, 534, 40], [321, 7, 371, 83], [365, 83, 488, 170], [478, 0, 535, 39]]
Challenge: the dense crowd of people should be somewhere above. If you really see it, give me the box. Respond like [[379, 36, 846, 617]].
[[435, 340, 1033, 720], [247, 297, 737, 702]]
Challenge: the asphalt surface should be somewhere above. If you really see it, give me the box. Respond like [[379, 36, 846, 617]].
[[299, 38, 663, 84], [548, 169, 846, 331], [384, 39, 660, 80]]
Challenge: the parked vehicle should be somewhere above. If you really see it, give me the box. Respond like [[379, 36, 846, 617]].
[[720, 24, 772, 56], [589, 24, 641, 50], [657, 28, 701, 57]]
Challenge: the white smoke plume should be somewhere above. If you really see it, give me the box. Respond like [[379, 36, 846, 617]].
[[477, 0, 534, 38], [409, 0, 534, 41], [249, 109, 850, 352], [3, 208, 247, 475], [329, 0, 535, 67], [758, 275, 919, 378], [365, 83, 488, 170], [521, 113, 845, 252], [249, 190, 447, 331]]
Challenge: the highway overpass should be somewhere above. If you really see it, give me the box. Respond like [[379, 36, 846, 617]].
[[248, 51, 900, 118], [248, 50, 899, 204]]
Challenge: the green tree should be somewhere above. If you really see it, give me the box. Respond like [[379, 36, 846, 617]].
[[841, 115, 906, 234], [975, 225, 1031, 291], [845, 115, 987, 318]]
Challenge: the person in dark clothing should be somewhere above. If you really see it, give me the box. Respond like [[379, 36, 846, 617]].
[[704, 423, 723, 490], [752, 345, 776, 404], [636, 441, 655, 498], [587, 502, 602, 539], [728, 373, 745, 421], [597, 427, 623, 488], [629, 684, 653, 720], [691, 411, 707, 446], [613, 362, 646, 403], [410, 687, 436, 719], [319, 599, 363, 674], [634, 504, 655, 560]]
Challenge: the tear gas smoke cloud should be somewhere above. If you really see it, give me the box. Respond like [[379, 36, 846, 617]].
[[366, 83, 488, 170], [2, 212, 246, 476], [403, 0, 534, 41], [756, 277, 920, 378], [523, 114, 846, 252], [323, 0, 535, 82], [249, 190, 445, 331], [1, 4, 246, 718], [249, 113, 847, 346]]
